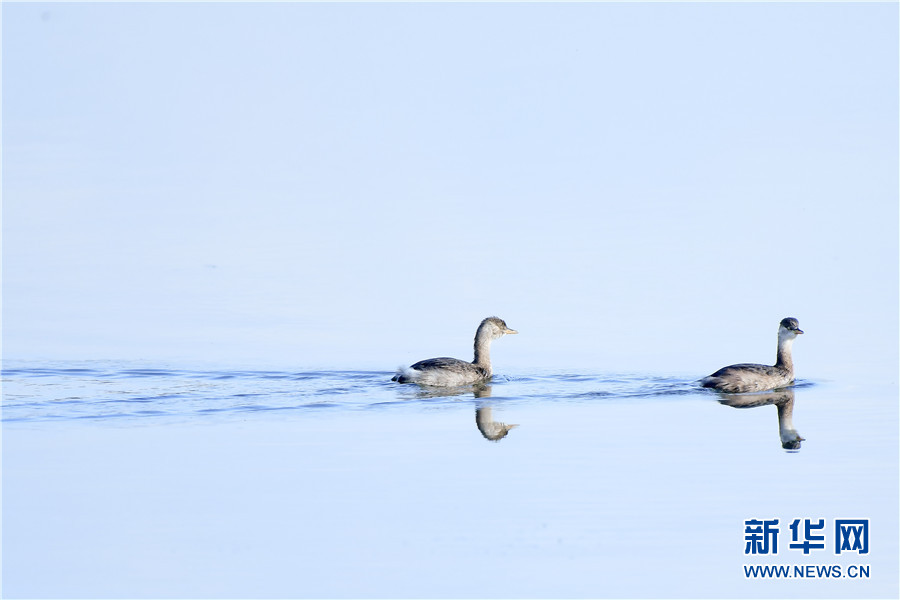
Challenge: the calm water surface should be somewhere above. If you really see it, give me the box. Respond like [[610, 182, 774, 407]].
[[2, 361, 897, 599]]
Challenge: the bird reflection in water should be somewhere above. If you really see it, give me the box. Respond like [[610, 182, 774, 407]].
[[717, 388, 804, 451], [397, 382, 493, 400], [394, 383, 519, 442], [475, 403, 519, 442]]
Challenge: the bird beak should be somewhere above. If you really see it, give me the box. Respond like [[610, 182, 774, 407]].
[[505, 328, 518, 335], [795, 329, 804, 335]]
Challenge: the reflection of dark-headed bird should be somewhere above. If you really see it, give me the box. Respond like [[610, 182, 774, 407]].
[[475, 405, 518, 442], [777, 399, 804, 451], [701, 318, 803, 393], [718, 389, 804, 450], [392, 317, 517, 386]]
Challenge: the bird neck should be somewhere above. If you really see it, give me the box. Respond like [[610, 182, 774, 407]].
[[777, 398, 796, 434], [775, 336, 794, 371], [473, 334, 493, 373]]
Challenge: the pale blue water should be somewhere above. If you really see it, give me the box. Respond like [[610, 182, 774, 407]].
[[3, 363, 703, 424], [3, 2, 897, 598], [2, 361, 897, 598]]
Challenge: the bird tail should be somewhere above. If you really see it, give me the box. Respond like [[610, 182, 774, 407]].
[[392, 366, 418, 383]]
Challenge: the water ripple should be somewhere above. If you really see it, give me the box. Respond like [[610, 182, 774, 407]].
[[1, 362, 814, 425]]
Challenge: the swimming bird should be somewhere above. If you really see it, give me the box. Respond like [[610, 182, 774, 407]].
[[700, 317, 804, 393], [392, 317, 518, 386]]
